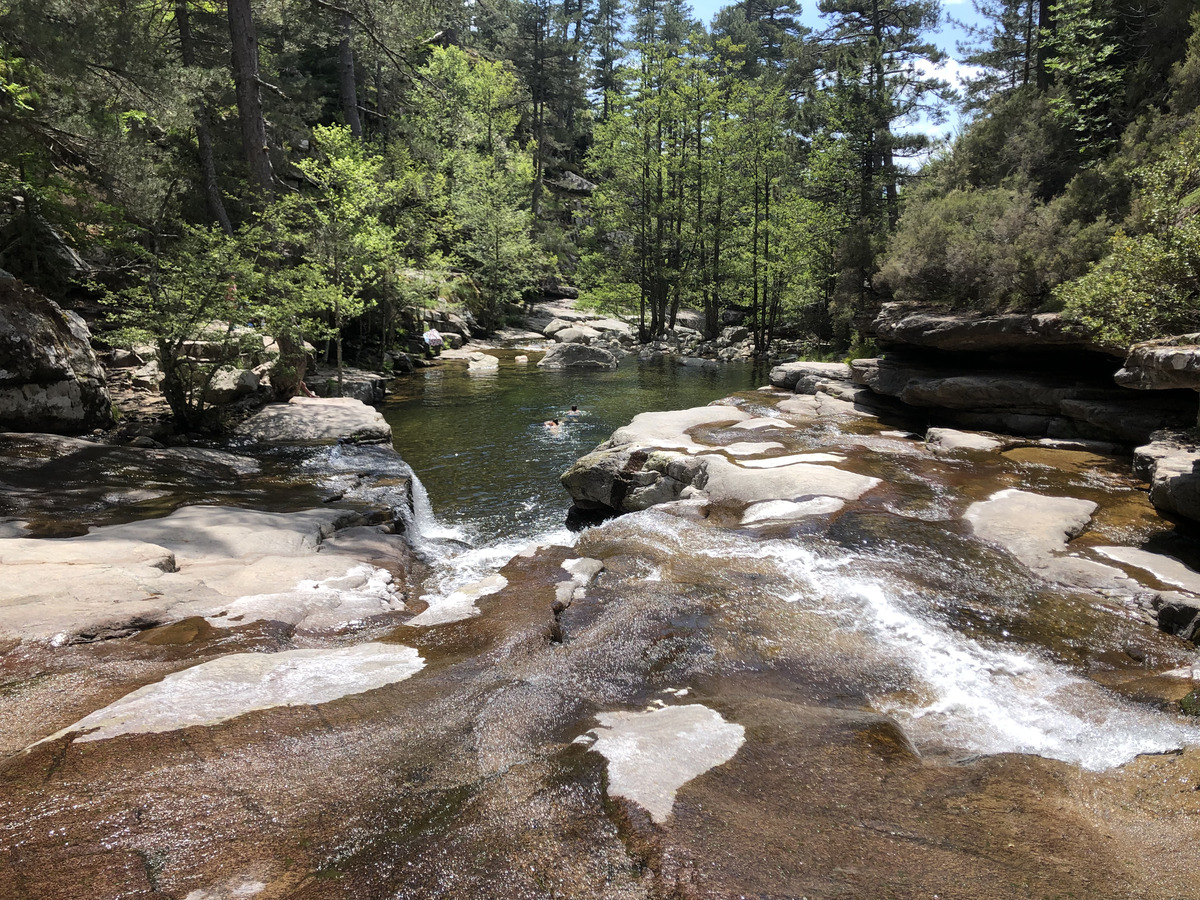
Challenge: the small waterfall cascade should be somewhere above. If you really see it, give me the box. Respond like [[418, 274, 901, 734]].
[[399, 466, 467, 551]]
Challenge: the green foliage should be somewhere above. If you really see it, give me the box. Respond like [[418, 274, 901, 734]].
[[876, 183, 1110, 309], [1058, 124, 1200, 344], [101, 225, 266, 431]]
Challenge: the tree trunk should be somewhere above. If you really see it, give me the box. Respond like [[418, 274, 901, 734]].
[[338, 11, 363, 138], [177, 0, 232, 234], [227, 0, 274, 196]]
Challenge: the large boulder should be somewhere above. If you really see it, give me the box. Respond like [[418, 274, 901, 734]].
[[234, 397, 392, 444], [554, 325, 602, 344], [204, 367, 261, 405], [538, 344, 619, 370], [1134, 440, 1200, 525], [0, 279, 113, 433], [770, 361, 854, 393]]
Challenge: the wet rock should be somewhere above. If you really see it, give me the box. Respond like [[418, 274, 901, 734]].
[[538, 344, 619, 370], [0, 505, 408, 641], [769, 360, 854, 393], [40, 642, 424, 746], [234, 397, 392, 444], [926, 427, 1005, 453], [467, 352, 500, 371], [1133, 439, 1200, 525], [583, 703, 745, 824], [698, 454, 880, 506], [964, 489, 1134, 590], [409, 572, 507, 626], [740, 497, 845, 526], [562, 405, 879, 515], [0, 279, 113, 433]]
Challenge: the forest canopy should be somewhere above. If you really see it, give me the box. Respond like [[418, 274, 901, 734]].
[[1, 0, 1197, 382]]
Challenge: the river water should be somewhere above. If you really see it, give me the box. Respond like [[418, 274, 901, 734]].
[[382, 352, 1199, 771]]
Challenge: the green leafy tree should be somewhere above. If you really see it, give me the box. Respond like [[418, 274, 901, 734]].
[[1059, 124, 1200, 344]]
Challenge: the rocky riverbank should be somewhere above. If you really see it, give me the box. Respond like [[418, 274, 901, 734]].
[[4, 375, 1200, 899]]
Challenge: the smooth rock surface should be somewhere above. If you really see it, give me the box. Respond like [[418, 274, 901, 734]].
[[40, 643, 425, 745], [586, 704, 745, 824], [537, 343, 620, 370], [234, 397, 392, 444]]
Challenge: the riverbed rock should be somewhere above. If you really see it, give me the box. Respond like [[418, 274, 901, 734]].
[[0, 505, 408, 642], [1116, 334, 1200, 392], [769, 361, 854, 393], [562, 404, 881, 515], [1133, 439, 1200, 525], [538, 344, 619, 370], [41, 643, 425, 746], [964, 489, 1134, 590], [234, 397, 392, 444], [583, 704, 745, 824], [0, 279, 113, 433], [926, 427, 1005, 454], [554, 325, 602, 344], [468, 352, 500, 372]]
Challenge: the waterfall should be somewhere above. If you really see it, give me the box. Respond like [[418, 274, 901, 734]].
[[399, 467, 466, 550]]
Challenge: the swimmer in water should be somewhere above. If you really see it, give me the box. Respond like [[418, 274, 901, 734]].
[[567, 405, 581, 416], [543, 418, 561, 428]]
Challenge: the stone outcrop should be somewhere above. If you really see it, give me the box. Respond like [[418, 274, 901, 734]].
[[0, 279, 113, 433], [1134, 440, 1200, 525], [234, 397, 392, 444], [849, 356, 1193, 442], [561, 404, 880, 517], [0, 506, 409, 642], [870, 303, 1105, 354], [1116, 335, 1200, 393], [538, 344, 620, 370], [769, 361, 854, 393], [304, 365, 388, 405]]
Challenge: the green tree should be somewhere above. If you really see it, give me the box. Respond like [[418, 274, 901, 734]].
[[1059, 124, 1200, 344]]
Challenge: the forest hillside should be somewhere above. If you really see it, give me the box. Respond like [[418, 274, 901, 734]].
[[1, 0, 1197, 377]]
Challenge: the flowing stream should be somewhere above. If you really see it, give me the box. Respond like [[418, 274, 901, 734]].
[[383, 353, 1198, 771]]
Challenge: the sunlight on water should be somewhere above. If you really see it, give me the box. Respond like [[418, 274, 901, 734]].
[[724, 537, 1197, 770]]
